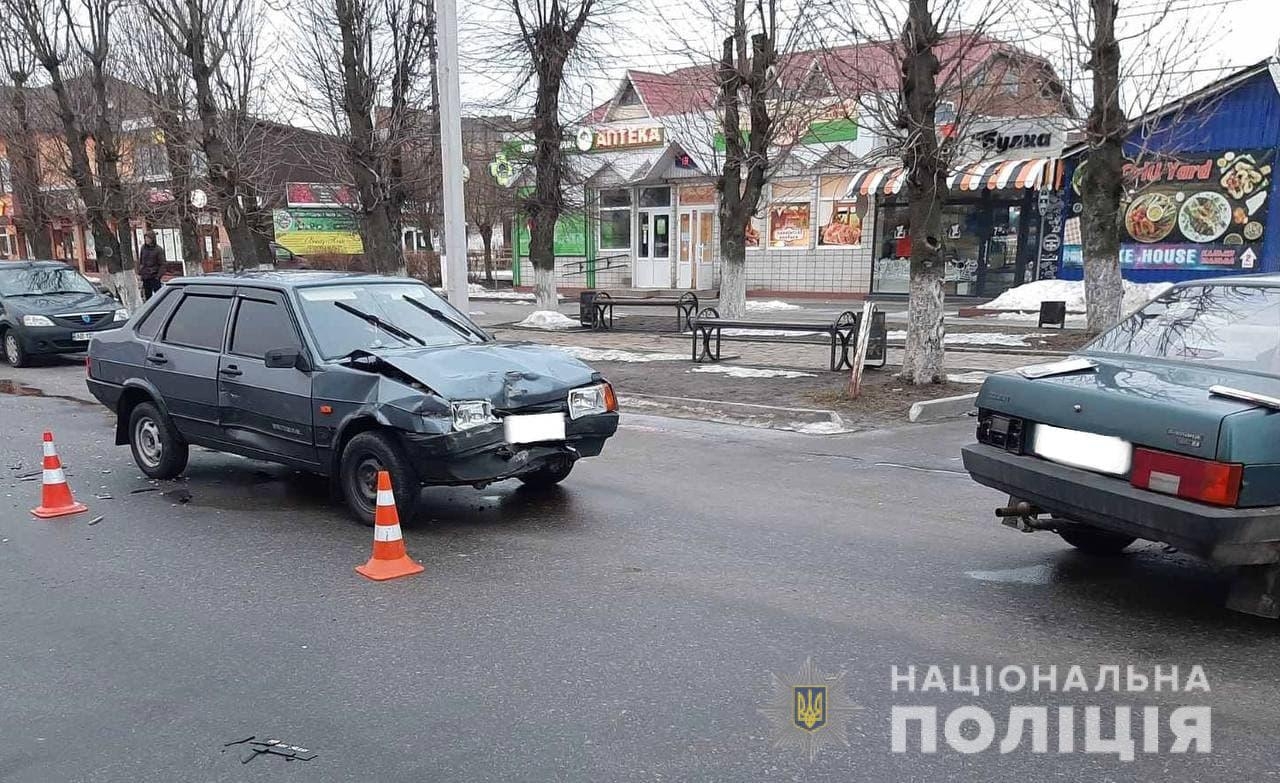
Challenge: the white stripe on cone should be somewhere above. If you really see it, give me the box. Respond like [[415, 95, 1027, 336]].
[[376, 489, 395, 507], [43, 442, 56, 458], [373, 523, 404, 542], [43, 468, 66, 484]]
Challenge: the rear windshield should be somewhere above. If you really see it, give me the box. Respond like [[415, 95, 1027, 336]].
[[296, 282, 476, 359], [1087, 284, 1280, 376]]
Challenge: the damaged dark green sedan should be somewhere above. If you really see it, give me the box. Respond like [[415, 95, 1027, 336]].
[[85, 272, 618, 524]]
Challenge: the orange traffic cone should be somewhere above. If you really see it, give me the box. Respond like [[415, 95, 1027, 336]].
[[355, 471, 424, 581], [32, 431, 88, 519]]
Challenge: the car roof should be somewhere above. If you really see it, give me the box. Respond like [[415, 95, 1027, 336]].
[[1175, 272, 1280, 287], [165, 270, 422, 290]]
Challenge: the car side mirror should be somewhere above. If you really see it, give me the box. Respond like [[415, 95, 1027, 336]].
[[264, 347, 310, 371]]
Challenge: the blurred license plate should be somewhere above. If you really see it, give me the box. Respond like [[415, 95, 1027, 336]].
[[72, 332, 92, 342], [1030, 423, 1132, 476], [503, 413, 565, 444]]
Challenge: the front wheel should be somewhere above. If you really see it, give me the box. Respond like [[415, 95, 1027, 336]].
[[339, 431, 420, 526], [3, 330, 28, 368], [129, 402, 189, 479], [1058, 527, 1136, 555], [517, 459, 574, 489]]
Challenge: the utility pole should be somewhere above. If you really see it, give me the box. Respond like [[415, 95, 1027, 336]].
[[437, 0, 470, 312]]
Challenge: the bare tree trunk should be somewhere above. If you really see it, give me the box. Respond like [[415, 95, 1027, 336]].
[[898, 0, 946, 385], [528, 64, 564, 311], [717, 218, 748, 317], [7, 79, 52, 258], [1081, 0, 1125, 334]]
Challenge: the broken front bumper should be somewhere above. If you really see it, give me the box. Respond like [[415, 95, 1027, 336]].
[[962, 443, 1280, 565], [400, 412, 618, 485]]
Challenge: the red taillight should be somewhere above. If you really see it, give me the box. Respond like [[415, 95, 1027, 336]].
[[1131, 448, 1243, 507]]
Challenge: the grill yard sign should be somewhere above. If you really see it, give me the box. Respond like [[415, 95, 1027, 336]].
[[1064, 149, 1273, 271], [273, 208, 364, 255]]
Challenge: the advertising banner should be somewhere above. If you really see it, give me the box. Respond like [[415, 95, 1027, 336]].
[[515, 213, 587, 257], [768, 203, 812, 249], [1063, 149, 1272, 272], [273, 208, 364, 255]]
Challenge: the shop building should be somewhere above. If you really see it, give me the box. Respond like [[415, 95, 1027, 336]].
[[513, 35, 1073, 298], [1050, 60, 1280, 282]]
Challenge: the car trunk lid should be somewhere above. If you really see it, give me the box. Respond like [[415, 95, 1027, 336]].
[[979, 355, 1269, 460]]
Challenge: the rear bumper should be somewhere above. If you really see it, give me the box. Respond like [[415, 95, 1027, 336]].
[[400, 412, 618, 485], [962, 443, 1280, 565]]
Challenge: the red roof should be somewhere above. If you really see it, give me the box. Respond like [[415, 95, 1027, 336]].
[[585, 32, 1055, 122]]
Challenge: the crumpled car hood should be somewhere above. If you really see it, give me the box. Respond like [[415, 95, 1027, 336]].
[[373, 341, 599, 409]]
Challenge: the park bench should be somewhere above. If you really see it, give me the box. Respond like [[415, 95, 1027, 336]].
[[690, 307, 887, 372], [580, 289, 713, 332]]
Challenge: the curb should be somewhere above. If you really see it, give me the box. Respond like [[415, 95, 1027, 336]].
[[619, 393, 850, 434], [908, 393, 979, 423]]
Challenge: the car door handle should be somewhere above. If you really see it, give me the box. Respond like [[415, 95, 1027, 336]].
[[146, 353, 168, 365], [219, 365, 243, 377]]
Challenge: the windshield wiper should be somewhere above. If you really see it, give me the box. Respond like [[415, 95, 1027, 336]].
[[333, 301, 427, 346], [400, 295, 485, 342]]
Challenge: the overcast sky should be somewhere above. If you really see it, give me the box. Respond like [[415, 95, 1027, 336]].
[[263, 0, 1280, 125]]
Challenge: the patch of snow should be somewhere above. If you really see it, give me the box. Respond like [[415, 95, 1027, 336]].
[[946, 371, 990, 384], [689, 365, 816, 379], [745, 299, 803, 312], [467, 282, 487, 295], [464, 288, 566, 302], [978, 279, 1174, 315], [790, 420, 847, 434], [516, 310, 579, 330], [723, 328, 820, 337], [990, 311, 1088, 325], [886, 330, 1052, 347], [556, 346, 687, 363]]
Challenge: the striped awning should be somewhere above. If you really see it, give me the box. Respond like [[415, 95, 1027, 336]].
[[843, 157, 1055, 198]]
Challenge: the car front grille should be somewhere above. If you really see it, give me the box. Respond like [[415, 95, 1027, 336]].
[[52, 311, 112, 328]]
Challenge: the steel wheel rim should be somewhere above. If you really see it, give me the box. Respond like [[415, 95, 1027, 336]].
[[135, 417, 163, 467], [353, 456, 383, 507]]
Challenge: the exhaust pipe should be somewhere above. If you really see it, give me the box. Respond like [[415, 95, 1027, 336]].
[[995, 501, 1039, 519], [995, 500, 1060, 532]]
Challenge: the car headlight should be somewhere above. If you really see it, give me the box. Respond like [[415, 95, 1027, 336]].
[[568, 382, 618, 420], [22, 315, 54, 327], [113, 308, 129, 322], [451, 400, 498, 431]]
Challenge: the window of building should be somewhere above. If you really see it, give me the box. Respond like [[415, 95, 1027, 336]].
[[816, 175, 868, 247], [134, 143, 168, 180], [598, 188, 632, 251], [230, 298, 301, 358], [190, 150, 208, 177], [639, 187, 670, 208], [0, 158, 10, 194], [767, 179, 812, 249], [163, 294, 231, 351], [617, 82, 642, 107]]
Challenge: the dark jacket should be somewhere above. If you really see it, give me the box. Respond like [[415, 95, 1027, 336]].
[[138, 243, 165, 281]]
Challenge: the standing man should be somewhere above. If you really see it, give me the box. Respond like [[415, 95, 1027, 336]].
[[137, 231, 165, 301]]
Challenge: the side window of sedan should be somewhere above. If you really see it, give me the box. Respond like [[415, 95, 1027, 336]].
[[163, 294, 232, 351], [230, 297, 302, 359], [134, 288, 179, 340]]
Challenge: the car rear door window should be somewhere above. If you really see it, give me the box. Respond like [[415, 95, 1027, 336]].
[[230, 298, 301, 359], [163, 294, 231, 351], [134, 289, 179, 339]]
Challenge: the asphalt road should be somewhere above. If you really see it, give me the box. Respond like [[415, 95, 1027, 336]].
[[1, 359, 1278, 782]]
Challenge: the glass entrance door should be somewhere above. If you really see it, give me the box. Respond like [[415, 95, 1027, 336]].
[[635, 209, 671, 288]]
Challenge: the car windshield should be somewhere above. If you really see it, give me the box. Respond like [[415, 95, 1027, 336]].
[[297, 282, 480, 359], [1086, 284, 1280, 376], [0, 266, 97, 297]]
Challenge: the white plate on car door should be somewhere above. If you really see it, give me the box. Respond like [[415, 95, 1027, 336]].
[[503, 412, 566, 444]]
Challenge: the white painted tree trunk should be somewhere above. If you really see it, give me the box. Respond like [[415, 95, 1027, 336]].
[[1083, 251, 1123, 333], [107, 269, 142, 312], [901, 263, 946, 385], [534, 265, 557, 311], [719, 254, 746, 318]]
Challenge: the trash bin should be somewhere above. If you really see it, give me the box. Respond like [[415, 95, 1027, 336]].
[[579, 291, 598, 329]]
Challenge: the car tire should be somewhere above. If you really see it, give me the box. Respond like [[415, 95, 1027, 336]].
[[339, 431, 420, 526], [1058, 527, 1136, 555], [517, 458, 575, 489], [3, 330, 29, 368], [129, 402, 189, 480]]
